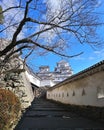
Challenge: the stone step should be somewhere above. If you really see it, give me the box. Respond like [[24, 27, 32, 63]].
[[32, 103, 54, 106], [30, 104, 67, 110], [31, 106, 61, 108], [25, 110, 79, 118], [15, 117, 104, 129], [25, 111, 74, 118], [29, 106, 69, 111], [31, 103, 68, 109]]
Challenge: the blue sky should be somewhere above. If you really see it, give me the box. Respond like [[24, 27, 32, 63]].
[[1, 0, 104, 74], [25, 1, 104, 74], [27, 38, 104, 74]]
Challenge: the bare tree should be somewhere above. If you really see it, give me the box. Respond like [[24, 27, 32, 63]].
[[0, 0, 103, 62]]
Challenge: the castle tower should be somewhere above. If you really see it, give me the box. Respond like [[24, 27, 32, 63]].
[[55, 60, 73, 75]]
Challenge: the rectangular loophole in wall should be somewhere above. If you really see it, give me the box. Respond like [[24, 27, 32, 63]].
[[62, 92, 64, 97], [82, 89, 86, 96], [72, 90, 75, 96], [67, 92, 69, 97]]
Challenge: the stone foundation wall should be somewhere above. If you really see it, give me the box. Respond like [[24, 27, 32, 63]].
[[0, 39, 34, 109], [0, 65, 34, 109]]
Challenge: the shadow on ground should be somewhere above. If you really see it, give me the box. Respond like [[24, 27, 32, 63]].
[[14, 97, 104, 130]]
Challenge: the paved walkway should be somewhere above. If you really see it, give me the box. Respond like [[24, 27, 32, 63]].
[[14, 98, 104, 130]]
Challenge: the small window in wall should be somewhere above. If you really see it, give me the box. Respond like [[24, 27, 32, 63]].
[[72, 90, 75, 96], [82, 89, 86, 96], [67, 92, 69, 97], [97, 86, 104, 99]]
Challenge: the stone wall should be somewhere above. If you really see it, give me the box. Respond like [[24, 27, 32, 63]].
[[0, 39, 34, 109], [47, 60, 104, 107], [0, 60, 34, 109]]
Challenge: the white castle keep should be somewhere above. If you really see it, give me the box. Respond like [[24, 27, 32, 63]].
[[36, 60, 73, 87]]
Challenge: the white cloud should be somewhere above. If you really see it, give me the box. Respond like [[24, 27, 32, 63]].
[[46, 0, 70, 22], [94, 50, 102, 54], [36, 0, 70, 45], [88, 56, 95, 60], [73, 48, 104, 62], [94, 49, 104, 54], [47, 0, 61, 12], [94, 49, 104, 59], [87, 49, 104, 61]]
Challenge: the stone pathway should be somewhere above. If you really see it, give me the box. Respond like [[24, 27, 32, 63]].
[[14, 98, 104, 130]]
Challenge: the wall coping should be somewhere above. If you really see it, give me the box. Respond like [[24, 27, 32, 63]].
[[48, 60, 104, 91]]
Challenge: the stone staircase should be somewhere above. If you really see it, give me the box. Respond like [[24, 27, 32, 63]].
[[14, 98, 104, 130]]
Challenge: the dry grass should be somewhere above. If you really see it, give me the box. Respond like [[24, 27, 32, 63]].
[[0, 88, 21, 130]]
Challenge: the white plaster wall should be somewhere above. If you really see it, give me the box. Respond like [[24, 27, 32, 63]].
[[40, 80, 55, 87], [25, 71, 40, 87], [25, 71, 55, 87], [47, 71, 104, 107]]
